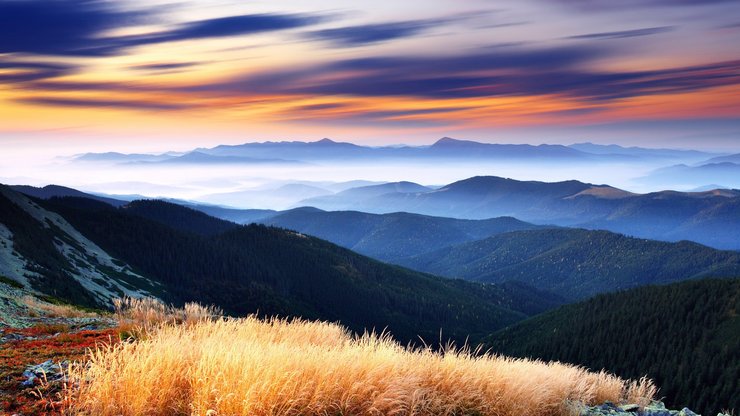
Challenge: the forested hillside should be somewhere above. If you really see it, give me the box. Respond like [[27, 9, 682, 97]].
[[398, 228, 740, 300], [121, 200, 239, 236], [485, 279, 740, 416]]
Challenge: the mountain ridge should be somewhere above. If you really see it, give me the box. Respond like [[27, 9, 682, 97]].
[[70, 137, 724, 164]]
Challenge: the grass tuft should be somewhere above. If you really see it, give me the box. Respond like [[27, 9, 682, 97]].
[[22, 296, 99, 319]]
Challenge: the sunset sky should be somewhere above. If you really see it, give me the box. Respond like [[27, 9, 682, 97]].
[[2, 0, 740, 155]]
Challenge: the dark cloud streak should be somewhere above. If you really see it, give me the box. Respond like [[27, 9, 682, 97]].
[[307, 19, 443, 46], [568, 26, 674, 40], [0, 0, 148, 56], [16, 97, 190, 111], [0, 1, 328, 57], [204, 47, 740, 102], [0, 60, 74, 82], [118, 13, 328, 48], [13, 42, 740, 111]]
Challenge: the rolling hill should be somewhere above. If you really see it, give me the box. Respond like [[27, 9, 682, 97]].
[[260, 208, 544, 261], [484, 278, 740, 416], [1, 190, 564, 344], [298, 176, 595, 218], [396, 228, 740, 300]]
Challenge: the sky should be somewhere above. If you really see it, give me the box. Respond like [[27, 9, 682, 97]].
[[1, 0, 740, 156]]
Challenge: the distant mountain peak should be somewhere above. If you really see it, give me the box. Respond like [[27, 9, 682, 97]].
[[566, 185, 635, 200], [316, 138, 336, 144], [432, 137, 476, 146]]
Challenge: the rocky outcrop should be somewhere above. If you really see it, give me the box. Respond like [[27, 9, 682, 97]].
[[579, 401, 731, 416]]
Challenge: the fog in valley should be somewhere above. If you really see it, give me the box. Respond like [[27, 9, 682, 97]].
[[2, 154, 717, 210]]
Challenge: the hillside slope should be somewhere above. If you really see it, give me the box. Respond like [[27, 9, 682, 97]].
[[397, 228, 740, 300], [37, 196, 563, 344], [484, 278, 740, 416], [10, 184, 126, 207], [0, 186, 162, 308]]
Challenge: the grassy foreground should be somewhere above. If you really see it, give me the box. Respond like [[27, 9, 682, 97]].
[[63, 299, 656, 416]]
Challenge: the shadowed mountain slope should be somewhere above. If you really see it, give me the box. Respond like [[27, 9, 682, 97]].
[[484, 278, 740, 416], [397, 228, 740, 300]]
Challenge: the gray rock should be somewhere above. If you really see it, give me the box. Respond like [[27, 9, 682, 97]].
[[580, 401, 701, 416], [21, 359, 68, 387], [620, 404, 640, 412]]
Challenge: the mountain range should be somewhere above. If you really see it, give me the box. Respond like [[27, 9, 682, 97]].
[[0, 185, 563, 344], [12, 185, 740, 295], [290, 176, 740, 250], [7, 181, 738, 339], [11, 179, 740, 252], [568, 142, 718, 162], [72, 137, 726, 165]]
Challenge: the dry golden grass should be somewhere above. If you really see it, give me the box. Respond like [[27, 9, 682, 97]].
[[64, 299, 656, 416], [113, 297, 222, 330], [22, 296, 97, 319]]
